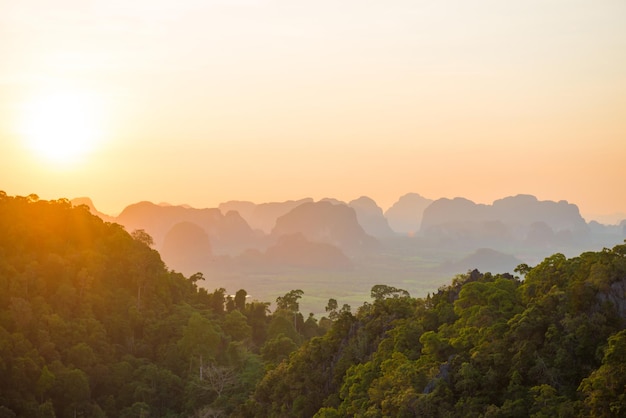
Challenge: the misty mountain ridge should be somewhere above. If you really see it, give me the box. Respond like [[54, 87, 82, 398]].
[[71, 193, 625, 294], [113, 200, 263, 256], [75, 193, 623, 238], [420, 194, 594, 251], [422, 194, 587, 232]]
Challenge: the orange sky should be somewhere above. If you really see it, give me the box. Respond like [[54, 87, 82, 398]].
[[1, 1, 625, 222]]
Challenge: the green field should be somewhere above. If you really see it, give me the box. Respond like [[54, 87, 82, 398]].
[[201, 247, 472, 316]]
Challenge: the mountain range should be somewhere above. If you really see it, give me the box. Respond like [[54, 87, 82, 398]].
[[71, 194, 625, 290]]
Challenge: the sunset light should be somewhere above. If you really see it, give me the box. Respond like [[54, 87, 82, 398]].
[[1, 1, 624, 218], [1, 1, 626, 415], [17, 90, 105, 165]]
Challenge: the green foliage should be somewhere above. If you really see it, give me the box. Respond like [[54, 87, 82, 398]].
[[260, 334, 298, 365], [0, 193, 286, 417], [3, 192, 626, 417], [325, 298, 339, 321], [249, 244, 626, 417], [234, 289, 247, 311], [223, 310, 252, 342], [580, 329, 626, 417], [276, 289, 304, 313], [178, 312, 221, 377], [370, 284, 410, 301]]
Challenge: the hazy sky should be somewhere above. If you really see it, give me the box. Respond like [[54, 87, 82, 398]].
[[1, 0, 625, 220]]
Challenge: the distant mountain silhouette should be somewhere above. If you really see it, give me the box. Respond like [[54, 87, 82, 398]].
[[156, 202, 194, 208], [438, 248, 523, 275], [421, 195, 590, 248], [384, 193, 434, 235], [218, 198, 313, 233], [348, 196, 396, 238], [115, 201, 260, 256], [161, 221, 212, 275], [71, 197, 116, 222], [320, 197, 345, 206], [422, 197, 489, 227], [71, 193, 624, 286], [271, 201, 379, 253], [491, 195, 587, 233]]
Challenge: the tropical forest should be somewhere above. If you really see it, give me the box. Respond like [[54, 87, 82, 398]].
[[1, 192, 625, 417]]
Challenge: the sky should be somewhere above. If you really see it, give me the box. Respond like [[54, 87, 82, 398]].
[[1, 0, 625, 222]]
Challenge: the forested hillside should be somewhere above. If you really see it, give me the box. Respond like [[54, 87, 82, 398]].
[[0, 193, 323, 417], [245, 246, 626, 417], [1, 192, 625, 417]]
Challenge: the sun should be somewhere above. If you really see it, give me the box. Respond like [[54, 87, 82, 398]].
[[18, 90, 105, 165]]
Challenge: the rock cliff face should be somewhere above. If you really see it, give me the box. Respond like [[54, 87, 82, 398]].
[[271, 201, 379, 254], [420, 195, 590, 248], [348, 196, 396, 238]]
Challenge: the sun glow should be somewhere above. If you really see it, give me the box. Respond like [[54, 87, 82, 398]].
[[18, 90, 105, 165]]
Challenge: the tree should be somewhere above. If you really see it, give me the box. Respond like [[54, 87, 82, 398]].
[[325, 299, 338, 321], [245, 301, 270, 347], [130, 236, 162, 312], [276, 289, 304, 331], [189, 272, 205, 290], [52, 368, 91, 416], [200, 363, 238, 399], [131, 229, 154, 247], [276, 289, 304, 313], [261, 335, 298, 365], [222, 310, 251, 342], [234, 289, 247, 311], [208, 288, 226, 315], [178, 313, 221, 379], [580, 330, 626, 416], [35, 366, 55, 403], [225, 296, 235, 313], [302, 313, 321, 339], [371, 284, 410, 301], [37, 400, 55, 418]]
